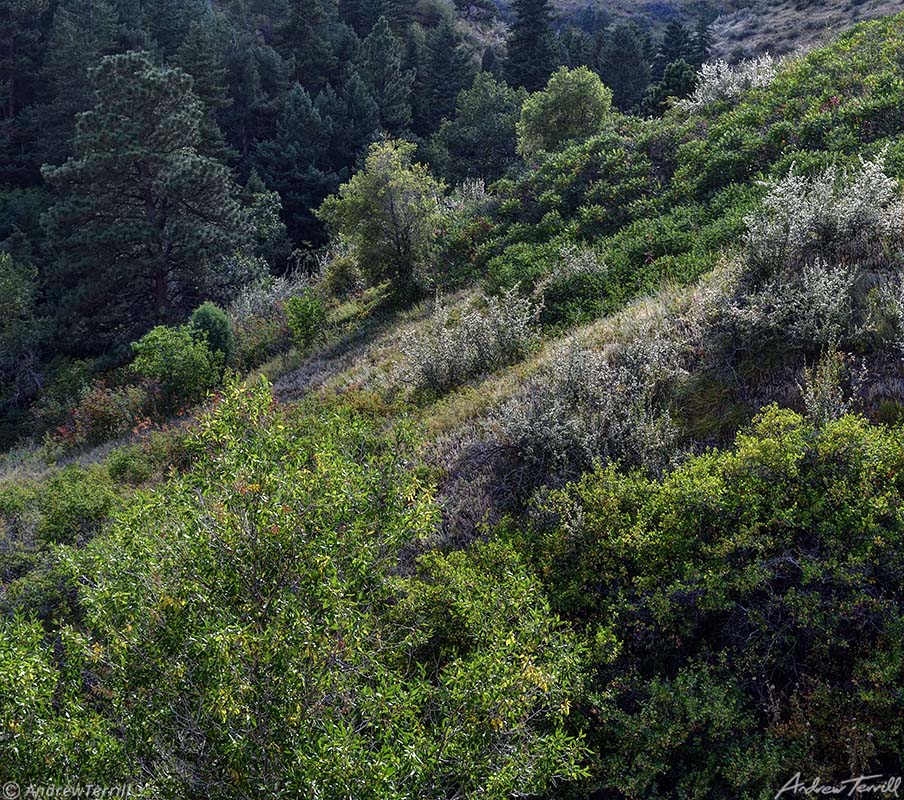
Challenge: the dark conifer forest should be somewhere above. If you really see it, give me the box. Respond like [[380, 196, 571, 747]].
[[3, 0, 904, 795]]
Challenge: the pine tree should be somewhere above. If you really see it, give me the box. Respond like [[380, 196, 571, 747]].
[[254, 83, 339, 244], [338, 0, 380, 37], [653, 20, 692, 79], [0, 0, 48, 184], [481, 46, 501, 77], [315, 69, 379, 168], [428, 71, 527, 183], [504, 0, 556, 91], [641, 57, 697, 115], [598, 22, 650, 112], [31, 0, 118, 167], [378, 0, 414, 34], [42, 52, 251, 355], [222, 34, 289, 158], [358, 16, 414, 135], [690, 15, 713, 66], [423, 17, 474, 131], [174, 16, 235, 162], [276, 0, 337, 92]]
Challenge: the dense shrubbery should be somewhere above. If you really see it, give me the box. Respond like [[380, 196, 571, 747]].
[[523, 407, 904, 794], [0, 380, 587, 795], [285, 290, 329, 352], [131, 324, 223, 411]]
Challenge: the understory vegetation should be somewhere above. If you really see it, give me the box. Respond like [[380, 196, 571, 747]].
[[4, 6, 904, 798]]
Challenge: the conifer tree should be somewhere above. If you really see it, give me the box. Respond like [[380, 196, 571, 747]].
[[31, 0, 118, 167], [653, 20, 692, 79], [504, 0, 556, 91], [42, 52, 251, 355], [254, 83, 339, 244], [379, 0, 414, 34], [174, 16, 235, 162], [690, 15, 713, 66], [424, 17, 474, 130], [598, 21, 650, 111], [358, 16, 414, 135], [428, 72, 527, 183], [0, 0, 48, 184], [276, 0, 337, 92]]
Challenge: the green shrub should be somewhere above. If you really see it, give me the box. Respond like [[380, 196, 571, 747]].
[[35, 465, 117, 546], [131, 324, 223, 410], [285, 290, 328, 352], [517, 67, 614, 158], [190, 301, 235, 366]]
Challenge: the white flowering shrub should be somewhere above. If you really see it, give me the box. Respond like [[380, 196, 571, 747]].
[[678, 55, 778, 111], [722, 258, 857, 351], [745, 157, 904, 274], [403, 289, 538, 393], [492, 335, 683, 484], [800, 349, 864, 425]]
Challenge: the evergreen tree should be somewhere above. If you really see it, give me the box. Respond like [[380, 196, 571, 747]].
[[641, 57, 697, 115], [31, 0, 118, 168], [481, 46, 501, 77], [42, 52, 251, 355], [379, 0, 414, 34], [505, 0, 556, 91], [653, 20, 692, 79], [338, 0, 380, 37], [276, 0, 337, 92], [0, 0, 48, 185], [558, 27, 594, 68], [598, 21, 650, 112], [358, 16, 414, 135], [313, 69, 379, 171], [174, 16, 235, 162], [403, 22, 430, 135], [222, 33, 289, 158], [690, 15, 713, 66], [254, 83, 339, 244], [423, 17, 474, 131]]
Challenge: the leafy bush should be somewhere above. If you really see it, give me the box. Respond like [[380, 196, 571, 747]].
[[317, 139, 445, 301], [517, 67, 614, 158], [35, 465, 117, 546], [285, 290, 328, 352], [68, 378, 153, 448], [1, 380, 588, 794], [131, 324, 223, 409], [744, 156, 904, 274], [402, 289, 538, 393], [227, 274, 305, 370], [487, 334, 683, 498], [190, 301, 235, 366]]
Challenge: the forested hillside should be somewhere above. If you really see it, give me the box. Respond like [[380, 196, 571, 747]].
[[3, 0, 904, 796]]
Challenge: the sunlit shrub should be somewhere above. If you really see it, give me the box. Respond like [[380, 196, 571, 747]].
[[285, 290, 328, 352], [131, 325, 222, 410]]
